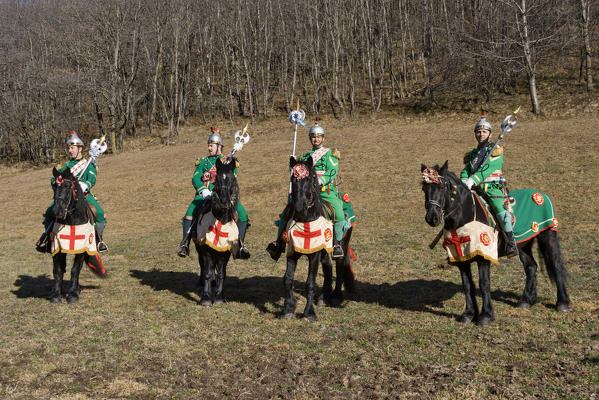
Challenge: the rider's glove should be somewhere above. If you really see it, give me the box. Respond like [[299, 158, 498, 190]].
[[200, 188, 212, 199], [462, 178, 475, 190], [79, 182, 89, 194], [89, 146, 101, 158]]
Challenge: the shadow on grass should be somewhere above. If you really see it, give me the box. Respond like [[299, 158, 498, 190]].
[[12, 274, 100, 300], [130, 268, 285, 314]]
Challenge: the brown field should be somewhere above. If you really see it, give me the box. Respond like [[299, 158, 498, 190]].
[[1, 112, 598, 399]]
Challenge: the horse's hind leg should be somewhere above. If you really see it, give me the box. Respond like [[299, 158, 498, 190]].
[[66, 254, 85, 304], [477, 260, 494, 327], [51, 253, 67, 303], [213, 254, 230, 305], [458, 262, 478, 323], [517, 241, 538, 308], [318, 251, 333, 306], [199, 249, 214, 307], [538, 230, 570, 312], [302, 253, 320, 321], [281, 255, 298, 319]]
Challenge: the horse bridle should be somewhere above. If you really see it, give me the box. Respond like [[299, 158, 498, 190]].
[[425, 175, 459, 219], [54, 176, 79, 218]]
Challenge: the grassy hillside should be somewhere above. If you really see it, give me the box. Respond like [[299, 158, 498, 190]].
[[1, 113, 598, 399]]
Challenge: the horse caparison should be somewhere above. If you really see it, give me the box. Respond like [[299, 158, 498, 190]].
[[421, 161, 570, 326], [49, 167, 90, 303], [194, 157, 239, 306]]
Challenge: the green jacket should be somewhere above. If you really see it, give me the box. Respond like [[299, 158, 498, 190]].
[[52, 158, 97, 193], [460, 144, 504, 187], [192, 155, 239, 194], [300, 147, 339, 192]]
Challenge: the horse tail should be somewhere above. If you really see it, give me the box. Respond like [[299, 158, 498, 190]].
[[341, 228, 355, 293], [536, 229, 568, 286]]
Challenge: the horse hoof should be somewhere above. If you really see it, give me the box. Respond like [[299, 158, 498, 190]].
[[458, 314, 475, 323], [316, 298, 325, 307], [303, 314, 317, 322], [556, 303, 571, 313], [213, 299, 225, 306], [50, 296, 61, 304], [279, 313, 294, 319], [200, 299, 212, 307], [329, 297, 343, 308], [476, 316, 492, 327], [66, 295, 78, 304], [516, 301, 531, 309]]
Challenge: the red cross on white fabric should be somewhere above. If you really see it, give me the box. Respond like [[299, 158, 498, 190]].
[[293, 222, 322, 249], [209, 220, 229, 246], [443, 230, 471, 257], [59, 225, 86, 250]]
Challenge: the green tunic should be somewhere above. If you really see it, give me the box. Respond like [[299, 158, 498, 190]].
[[44, 158, 105, 224], [460, 144, 507, 215], [184, 155, 248, 221]]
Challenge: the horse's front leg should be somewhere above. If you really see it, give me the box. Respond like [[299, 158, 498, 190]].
[[477, 260, 494, 326], [50, 253, 67, 303], [281, 254, 299, 319], [318, 250, 333, 306], [65, 253, 85, 303], [199, 248, 214, 307], [302, 252, 321, 321], [458, 262, 479, 323], [213, 252, 230, 305]]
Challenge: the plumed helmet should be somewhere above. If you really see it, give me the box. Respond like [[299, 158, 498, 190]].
[[308, 119, 325, 137], [207, 126, 223, 146], [474, 111, 492, 133], [66, 130, 84, 147]]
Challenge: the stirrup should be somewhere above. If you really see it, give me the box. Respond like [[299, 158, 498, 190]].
[[266, 241, 283, 261], [97, 241, 108, 253], [332, 244, 344, 259], [35, 233, 50, 253], [236, 243, 250, 260], [178, 243, 190, 258]]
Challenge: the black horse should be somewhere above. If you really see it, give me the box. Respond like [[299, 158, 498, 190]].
[[194, 157, 240, 306], [421, 161, 570, 326], [49, 167, 92, 303], [281, 156, 339, 321], [319, 227, 355, 307]]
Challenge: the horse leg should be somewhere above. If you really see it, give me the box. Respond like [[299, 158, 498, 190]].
[[516, 240, 538, 308], [50, 253, 66, 303], [477, 260, 494, 327], [199, 248, 214, 307], [458, 262, 478, 323], [66, 254, 85, 304], [538, 230, 571, 312], [281, 254, 299, 319], [213, 253, 230, 305], [302, 253, 320, 321], [318, 250, 333, 306], [195, 242, 205, 293]]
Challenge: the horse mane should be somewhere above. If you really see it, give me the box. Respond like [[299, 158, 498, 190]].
[[210, 157, 239, 223]]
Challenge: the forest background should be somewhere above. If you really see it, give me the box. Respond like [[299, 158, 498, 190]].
[[0, 0, 596, 164]]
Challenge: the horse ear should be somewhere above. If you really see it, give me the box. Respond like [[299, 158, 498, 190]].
[[304, 156, 313, 170], [440, 160, 449, 175], [289, 156, 297, 168], [215, 157, 223, 170], [53, 167, 60, 177], [421, 164, 427, 172]]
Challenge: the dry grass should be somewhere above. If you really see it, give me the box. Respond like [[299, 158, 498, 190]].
[[1, 112, 598, 399]]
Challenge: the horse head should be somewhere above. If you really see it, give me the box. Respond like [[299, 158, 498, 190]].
[[52, 166, 87, 223], [421, 161, 471, 228], [211, 157, 239, 220], [289, 156, 321, 221]]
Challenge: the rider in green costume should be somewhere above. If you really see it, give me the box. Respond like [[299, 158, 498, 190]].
[[460, 113, 518, 257], [177, 127, 250, 259], [36, 131, 108, 253], [266, 121, 348, 261]]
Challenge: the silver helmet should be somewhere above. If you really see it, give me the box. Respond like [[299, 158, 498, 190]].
[[474, 112, 492, 132], [66, 130, 84, 147], [207, 126, 223, 146], [308, 120, 325, 137]]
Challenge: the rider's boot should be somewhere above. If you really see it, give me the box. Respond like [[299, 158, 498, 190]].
[[505, 231, 518, 258], [266, 219, 286, 261], [235, 220, 250, 259], [332, 221, 346, 260], [96, 221, 108, 253], [177, 217, 193, 258], [332, 238, 344, 259], [35, 223, 52, 253]]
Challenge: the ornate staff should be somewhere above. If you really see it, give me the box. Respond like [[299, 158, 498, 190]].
[[287, 100, 306, 192], [477, 107, 520, 173], [225, 122, 250, 163]]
